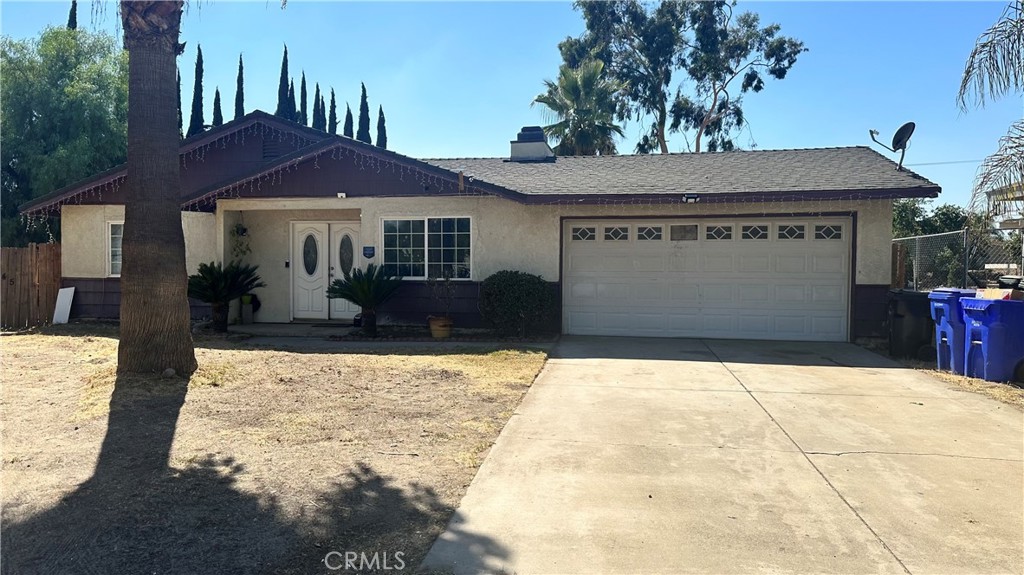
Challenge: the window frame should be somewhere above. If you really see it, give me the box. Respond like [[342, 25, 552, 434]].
[[107, 221, 124, 278], [380, 216, 473, 280]]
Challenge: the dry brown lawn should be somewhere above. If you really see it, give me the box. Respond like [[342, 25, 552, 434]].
[[1, 324, 548, 574]]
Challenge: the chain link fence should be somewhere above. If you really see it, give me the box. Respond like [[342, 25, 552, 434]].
[[892, 229, 1023, 291]]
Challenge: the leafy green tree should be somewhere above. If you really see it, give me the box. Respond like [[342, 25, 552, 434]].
[[234, 53, 244, 120], [533, 59, 623, 155], [561, 0, 688, 153], [356, 83, 371, 143], [328, 88, 338, 134], [672, 2, 805, 152], [892, 199, 928, 239], [376, 105, 388, 149], [343, 103, 354, 138], [1, 27, 127, 246], [959, 1, 1023, 215], [298, 72, 308, 125], [67, 0, 77, 30], [186, 44, 204, 137], [561, 0, 804, 154], [275, 45, 290, 120], [211, 88, 223, 126]]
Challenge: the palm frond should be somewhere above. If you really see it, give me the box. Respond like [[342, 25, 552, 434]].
[[958, 1, 1024, 110], [970, 119, 1024, 215], [326, 264, 403, 312]]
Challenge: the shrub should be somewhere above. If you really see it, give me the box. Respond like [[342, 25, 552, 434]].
[[479, 270, 557, 337], [327, 264, 403, 337], [188, 261, 266, 332]]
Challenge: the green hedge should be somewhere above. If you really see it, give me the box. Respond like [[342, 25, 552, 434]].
[[479, 270, 557, 337]]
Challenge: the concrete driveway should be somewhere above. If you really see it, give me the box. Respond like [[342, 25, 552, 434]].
[[421, 337, 1023, 575]]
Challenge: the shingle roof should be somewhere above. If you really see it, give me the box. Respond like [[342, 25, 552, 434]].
[[424, 146, 939, 198]]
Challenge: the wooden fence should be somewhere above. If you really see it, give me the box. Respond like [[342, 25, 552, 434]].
[[1, 243, 61, 329]]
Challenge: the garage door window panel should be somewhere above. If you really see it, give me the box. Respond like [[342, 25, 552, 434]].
[[778, 224, 806, 240], [604, 226, 629, 241], [741, 225, 769, 240], [637, 226, 663, 241], [706, 225, 733, 240], [814, 224, 843, 240], [670, 224, 698, 241], [572, 226, 596, 241]]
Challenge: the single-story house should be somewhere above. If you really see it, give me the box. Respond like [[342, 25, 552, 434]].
[[21, 110, 940, 341]]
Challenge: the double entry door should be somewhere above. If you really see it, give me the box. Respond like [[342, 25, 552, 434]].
[[292, 222, 361, 320]]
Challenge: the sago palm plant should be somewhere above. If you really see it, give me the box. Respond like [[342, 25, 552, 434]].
[[187, 261, 266, 332]]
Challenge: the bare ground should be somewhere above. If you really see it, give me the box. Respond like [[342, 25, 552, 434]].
[[1, 324, 548, 574]]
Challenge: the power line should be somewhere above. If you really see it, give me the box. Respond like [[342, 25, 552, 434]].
[[905, 159, 984, 167]]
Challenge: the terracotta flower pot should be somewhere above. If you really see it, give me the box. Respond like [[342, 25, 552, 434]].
[[428, 316, 453, 339]]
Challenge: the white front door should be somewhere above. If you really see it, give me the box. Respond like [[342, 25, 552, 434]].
[[293, 223, 329, 319], [292, 222, 362, 320], [329, 224, 362, 318]]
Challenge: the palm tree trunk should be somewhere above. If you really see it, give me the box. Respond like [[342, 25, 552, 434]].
[[117, 1, 197, 375]]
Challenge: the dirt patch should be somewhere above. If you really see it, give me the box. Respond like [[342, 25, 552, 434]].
[[1, 325, 547, 574]]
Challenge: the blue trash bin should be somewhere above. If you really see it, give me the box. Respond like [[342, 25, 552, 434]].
[[929, 289, 976, 374], [962, 297, 1024, 382]]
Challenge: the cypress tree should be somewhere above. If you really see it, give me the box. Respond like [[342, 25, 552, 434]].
[[67, 0, 77, 30], [343, 104, 354, 138], [177, 69, 183, 140], [319, 93, 327, 131], [328, 89, 338, 134], [287, 80, 296, 122], [234, 54, 244, 120], [311, 84, 323, 131], [376, 105, 387, 150], [275, 45, 289, 119], [212, 88, 224, 126], [356, 83, 372, 144], [299, 72, 308, 126], [186, 45, 205, 137]]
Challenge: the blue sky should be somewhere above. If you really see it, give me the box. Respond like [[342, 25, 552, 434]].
[[2, 1, 1021, 208]]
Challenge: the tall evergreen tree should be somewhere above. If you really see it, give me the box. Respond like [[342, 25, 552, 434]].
[[234, 54, 244, 120], [343, 104, 354, 138], [287, 79, 296, 122], [376, 105, 387, 149], [319, 92, 327, 131], [274, 45, 289, 119], [186, 45, 204, 137], [311, 84, 322, 130], [356, 83, 372, 143], [212, 88, 223, 126], [299, 72, 308, 125], [328, 89, 338, 134], [177, 69, 183, 140], [67, 0, 77, 30]]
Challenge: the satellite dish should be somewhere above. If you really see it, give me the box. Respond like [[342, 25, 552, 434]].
[[868, 121, 916, 171]]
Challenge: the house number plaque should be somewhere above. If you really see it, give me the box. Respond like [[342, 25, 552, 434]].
[[362, 246, 375, 259]]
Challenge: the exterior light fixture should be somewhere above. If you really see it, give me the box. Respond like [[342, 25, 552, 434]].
[[683, 193, 700, 204]]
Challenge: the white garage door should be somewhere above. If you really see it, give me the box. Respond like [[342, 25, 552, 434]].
[[562, 218, 851, 341]]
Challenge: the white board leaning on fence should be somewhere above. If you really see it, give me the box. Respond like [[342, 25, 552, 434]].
[[53, 287, 74, 324]]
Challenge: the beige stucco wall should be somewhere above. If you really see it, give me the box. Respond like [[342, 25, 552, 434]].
[[60, 204, 216, 278], [217, 196, 893, 322]]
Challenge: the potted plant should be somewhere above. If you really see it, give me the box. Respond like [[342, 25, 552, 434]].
[[187, 261, 266, 332], [426, 267, 457, 338], [326, 264, 403, 337]]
